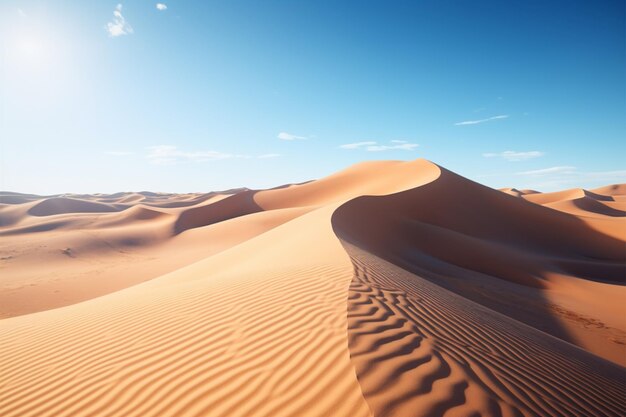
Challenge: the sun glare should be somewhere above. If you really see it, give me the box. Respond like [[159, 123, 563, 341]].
[[2, 14, 74, 103], [15, 36, 47, 63], [2, 11, 64, 72]]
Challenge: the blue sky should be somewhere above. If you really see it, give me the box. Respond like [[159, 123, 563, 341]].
[[1, 0, 624, 194]]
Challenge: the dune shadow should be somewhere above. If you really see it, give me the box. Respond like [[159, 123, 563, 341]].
[[173, 190, 263, 235], [329, 167, 625, 416], [0, 220, 72, 235], [571, 197, 626, 217], [336, 242, 625, 417], [27, 197, 127, 216], [0, 192, 54, 205], [584, 189, 615, 202]]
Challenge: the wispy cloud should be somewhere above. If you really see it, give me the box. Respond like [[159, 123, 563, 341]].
[[146, 145, 247, 165], [105, 150, 134, 156], [106, 4, 133, 37], [339, 141, 377, 149], [516, 166, 576, 176], [367, 143, 419, 152], [339, 140, 419, 152], [146, 146, 279, 164], [582, 170, 626, 180], [514, 166, 626, 189], [455, 115, 509, 126], [483, 150, 545, 161], [277, 132, 308, 141], [156, 3, 167, 11], [17, 8, 27, 18]]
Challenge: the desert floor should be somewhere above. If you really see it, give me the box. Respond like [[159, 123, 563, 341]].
[[1, 159, 624, 417]]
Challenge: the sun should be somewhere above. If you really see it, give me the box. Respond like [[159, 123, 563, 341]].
[[15, 36, 47, 63], [2, 10, 61, 71]]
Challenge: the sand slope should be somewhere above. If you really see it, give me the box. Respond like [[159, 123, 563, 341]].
[[1, 159, 624, 417], [0, 206, 372, 417], [0, 190, 304, 317], [342, 245, 623, 417]]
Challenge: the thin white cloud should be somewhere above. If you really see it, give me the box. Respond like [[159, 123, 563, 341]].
[[146, 145, 249, 165], [516, 166, 576, 176], [367, 143, 419, 152], [483, 151, 545, 161], [17, 8, 27, 17], [105, 150, 134, 156], [455, 115, 509, 126], [156, 3, 167, 11], [514, 166, 626, 190], [277, 132, 308, 141], [583, 170, 626, 180], [340, 141, 419, 152], [339, 141, 377, 149], [146, 146, 277, 164], [106, 4, 133, 37]]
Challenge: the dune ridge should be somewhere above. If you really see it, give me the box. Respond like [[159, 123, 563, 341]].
[[1, 159, 624, 417]]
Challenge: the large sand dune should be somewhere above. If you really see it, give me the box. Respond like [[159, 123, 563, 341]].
[[0, 160, 624, 417]]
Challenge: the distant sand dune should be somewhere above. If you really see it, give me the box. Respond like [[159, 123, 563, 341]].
[[28, 197, 127, 216], [520, 187, 626, 217]]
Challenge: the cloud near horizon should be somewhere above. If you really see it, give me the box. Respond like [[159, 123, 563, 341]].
[[106, 4, 133, 37], [455, 115, 509, 126], [339, 141, 377, 149], [277, 132, 308, 141], [483, 150, 544, 161], [516, 166, 577, 176], [340, 140, 418, 152], [146, 146, 279, 164], [105, 150, 134, 156], [514, 166, 626, 189]]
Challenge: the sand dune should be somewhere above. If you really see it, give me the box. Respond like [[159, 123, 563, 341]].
[[0, 159, 624, 417], [0, 161, 437, 317], [0, 206, 373, 417], [342, 245, 623, 417], [28, 197, 127, 216], [332, 164, 626, 363], [517, 187, 626, 217], [591, 184, 626, 197]]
